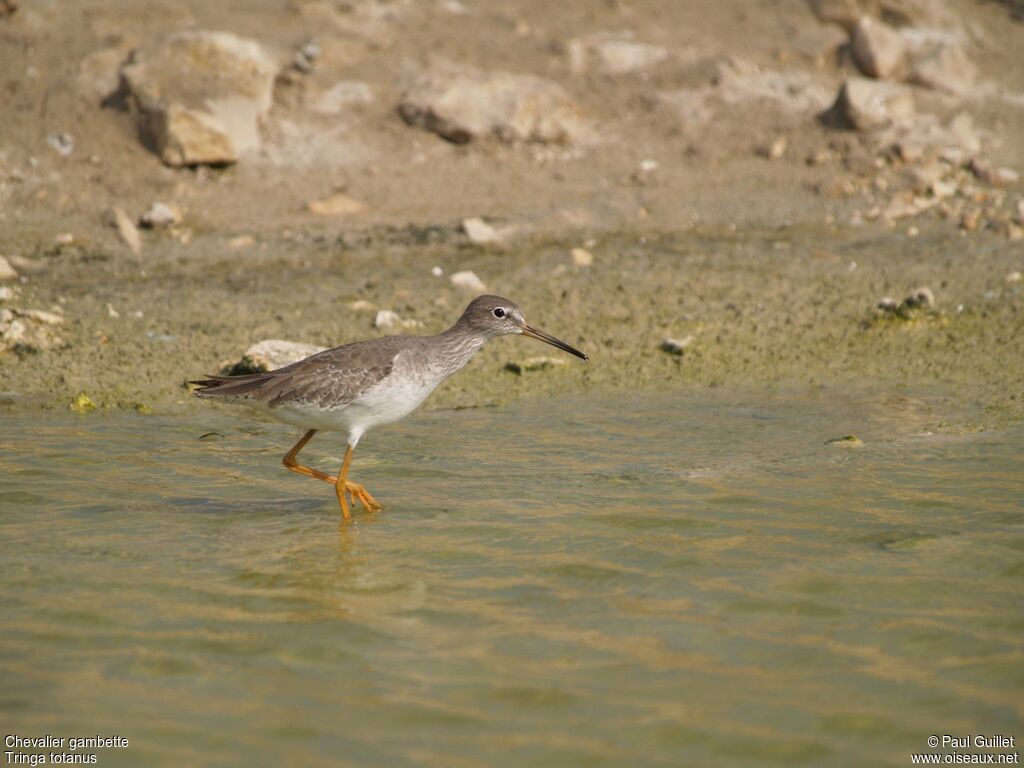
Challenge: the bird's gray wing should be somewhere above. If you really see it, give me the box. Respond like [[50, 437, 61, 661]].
[[191, 337, 402, 408], [261, 338, 402, 409]]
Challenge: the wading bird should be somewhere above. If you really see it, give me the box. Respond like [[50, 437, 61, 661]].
[[191, 295, 587, 518]]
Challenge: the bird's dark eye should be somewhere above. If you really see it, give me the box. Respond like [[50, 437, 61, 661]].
[[493, 308, 506, 318]]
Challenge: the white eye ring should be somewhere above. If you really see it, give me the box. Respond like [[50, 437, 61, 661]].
[[493, 308, 506, 318]]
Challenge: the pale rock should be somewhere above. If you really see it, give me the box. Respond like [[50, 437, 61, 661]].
[[462, 217, 501, 244], [960, 207, 982, 231], [661, 59, 832, 129], [0, 319, 26, 349], [905, 286, 934, 309], [110, 207, 141, 254], [292, 39, 320, 73], [930, 178, 958, 199], [374, 310, 422, 331], [1015, 199, 1024, 225], [374, 309, 402, 330], [883, 193, 934, 221], [1006, 271, 1022, 284], [759, 136, 788, 160], [229, 339, 326, 374], [307, 193, 368, 216], [399, 61, 592, 145], [450, 270, 487, 292], [820, 78, 915, 131], [120, 31, 279, 166], [567, 35, 670, 75], [907, 39, 976, 94], [7, 255, 46, 274], [54, 233, 75, 246], [660, 336, 694, 356], [571, 247, 593, 267], [20, 309, 64, 325], [808, 0, 864, 32], [46, 133, 74, 157], [850, 16, 907, 79], [107, 303, 120, 319], [76, 46, 130, 103], [949, 113, 981, 155], [0, 255, 17, 282], [969, 159, 1019, 188], [229, 234, 255, 249], [895, 141, 925, 163], [139, 201, 183, 228], [349, 299, 376, 312]]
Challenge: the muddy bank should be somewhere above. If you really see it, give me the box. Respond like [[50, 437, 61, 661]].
[[1, 223, 1021, 430], [1, 0, 1022, 427]]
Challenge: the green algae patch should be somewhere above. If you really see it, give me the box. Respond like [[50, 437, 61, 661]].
[[69, 392, 96, 413]]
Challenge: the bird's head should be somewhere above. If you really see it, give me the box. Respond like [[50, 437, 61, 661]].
[[457, 295, 588, 361]]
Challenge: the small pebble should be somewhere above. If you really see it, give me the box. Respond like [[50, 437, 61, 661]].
[[374, 310, 421, 331], [431, 266, 443, 277], [139, 201, 182, 229], [462, 217, 501, 244], [759, 135, 787, 160], [660, 336, 694, 356], [46, 132, 74, 156], [0, 255, 17, 282], [1006, 271, 1022, 284], [374, 310, 401, 330], [307, 193, 368, 216], [21, 308, 64, 325], [571, 247, 593, 267], [907, 286, 934, 309], [110, 207, 141, 255]]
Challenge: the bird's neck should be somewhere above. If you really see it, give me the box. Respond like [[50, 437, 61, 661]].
[[434, 325, 489, 378]]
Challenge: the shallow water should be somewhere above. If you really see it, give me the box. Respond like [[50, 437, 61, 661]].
[[1, 389, 1022, 767]]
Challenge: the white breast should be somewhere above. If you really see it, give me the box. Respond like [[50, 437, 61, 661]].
[[259, 348, 447, 441]]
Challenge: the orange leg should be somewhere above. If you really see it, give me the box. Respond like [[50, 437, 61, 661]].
[[282, 430, 382, 518], [334, 444, 383, 517], [282, 430, 335, 483]]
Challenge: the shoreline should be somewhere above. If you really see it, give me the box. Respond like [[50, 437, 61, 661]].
[[2, 223, 1021, 430]]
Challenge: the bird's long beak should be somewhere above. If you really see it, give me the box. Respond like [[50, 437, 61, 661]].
[[520, 322, 588, 361]]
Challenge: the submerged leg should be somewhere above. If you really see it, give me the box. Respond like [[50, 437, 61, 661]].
[[335, 444, 383, 518], [282, 429, 335, 483]]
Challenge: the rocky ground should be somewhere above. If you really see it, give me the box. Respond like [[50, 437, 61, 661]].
[[0, 0, 1022, 424]]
